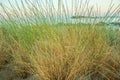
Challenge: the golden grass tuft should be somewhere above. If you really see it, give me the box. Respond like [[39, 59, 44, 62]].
[[1, 26, 118, 80]]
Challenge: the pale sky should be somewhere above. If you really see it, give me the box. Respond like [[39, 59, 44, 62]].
[[0, 0, 119, 7], [0, 0, 120, 15]]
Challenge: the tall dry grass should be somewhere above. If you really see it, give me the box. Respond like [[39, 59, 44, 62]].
[[0, 0, 120, 80], [1, 25, 120, 80]]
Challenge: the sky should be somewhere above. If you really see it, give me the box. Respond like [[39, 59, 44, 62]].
[[0, 0, 119, 7], [0, 0, 120, 16]]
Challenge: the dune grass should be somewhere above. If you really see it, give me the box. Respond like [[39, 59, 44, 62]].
[[0, 0, 120, 80]]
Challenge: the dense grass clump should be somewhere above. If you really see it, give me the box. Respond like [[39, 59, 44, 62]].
[[0, 0, 120, 80], [0, 25, 120, 80]]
